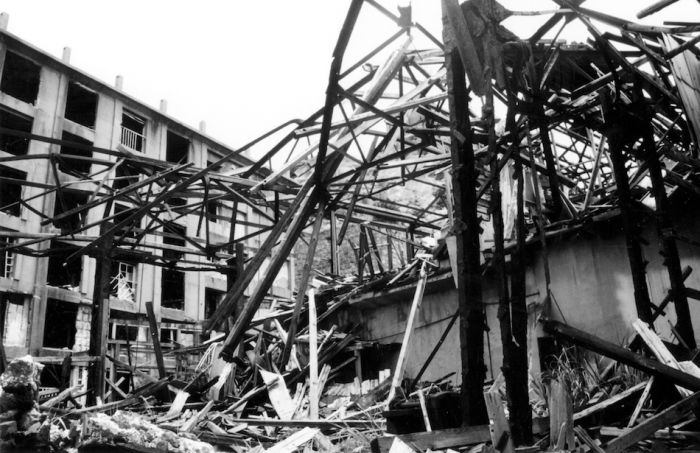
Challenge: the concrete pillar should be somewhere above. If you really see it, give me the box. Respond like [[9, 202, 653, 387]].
[[62, 47, 71, 64], [159, 99, 167, 114], [115, 75, 123, 91], [27, 66, 69, 354], [0, 13, 9, 31]]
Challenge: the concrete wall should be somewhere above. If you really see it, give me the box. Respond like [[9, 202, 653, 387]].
[[346, 203, 700, 386]]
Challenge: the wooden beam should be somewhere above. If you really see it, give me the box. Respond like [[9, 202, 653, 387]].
[[145, 301, 166, 379], [542, 320, 700, 391]]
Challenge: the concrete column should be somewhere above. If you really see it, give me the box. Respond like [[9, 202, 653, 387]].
[[28, 66, 69, 354]]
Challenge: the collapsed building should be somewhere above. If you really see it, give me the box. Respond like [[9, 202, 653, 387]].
[[0, 0, 699, 451]]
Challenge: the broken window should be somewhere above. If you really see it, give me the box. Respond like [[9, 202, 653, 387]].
[[64, 82, 97, 129], [46, 240, 82, 289], [160, 327, 177, 345], [42, 299, 78, 349], [0, 165, 26, 217], [161, 224, 186, 310], [0, 51, 41, 104], [114, 164, 139, 191], [53, 189, 88, 232], [207, 200, 222, 223], [166, 131, 189, 164], [0, 107, 33, 155], [113, 203, 140, 238], [59, 131, 93, 175], [110, 260, 137, 302], [0, 235, 15, 279], [120, 109, 146, 152], [205, 287, 225, 320]]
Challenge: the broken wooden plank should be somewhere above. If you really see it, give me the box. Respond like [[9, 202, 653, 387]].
[[573, 380, 649, 421], [180, 400, 215, 433], [628, 378, 654, 427], [266, 427, 320, 453], [484, 383, 514, 453], [370, 426, 491, 453], [604, 391, 700, 453], [549, 378, 574, 451], [259, 369, 295, 420]]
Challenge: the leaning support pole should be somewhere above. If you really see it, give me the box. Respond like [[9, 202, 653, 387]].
[[386, 259, 429, 406], [441, 0, 488, 425], [635, 85, 696, 348], [87, 224, 114, 406], [602, 95, 654, 326], [281, 199, 327, 368]]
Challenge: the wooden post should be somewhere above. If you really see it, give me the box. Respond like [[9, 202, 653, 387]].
[[502, 78, 533, 445], [330, 210, 339, 275], [145, 301, 166, 379], [87, 223, 114, 406], [0, 295, 6, 374], [441, 0, 487, 425], [308, 288, 319, 419], [637, 90, 695, 348], [282, 200, 325, 368], [386, 260, 429, 407], [604, 107, 654, 325]]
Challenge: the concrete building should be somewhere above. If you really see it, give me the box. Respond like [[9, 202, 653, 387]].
[[0, 15, 293, 384]]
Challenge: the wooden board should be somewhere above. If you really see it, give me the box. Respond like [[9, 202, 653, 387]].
[[370, 425, 491, 453]]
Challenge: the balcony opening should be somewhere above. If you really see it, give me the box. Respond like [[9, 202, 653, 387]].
[[0, 234, 15, 279], [59, 131, 93, 175], [120, 109, 146, 152], [64, 82, 97, 129], [43, 299, 77, 349], [110, 259, 137, 302], [161, 224, 185, 310], [0, 107, 33, 155], [0, 51, 41, 104], [53, 189, 88, 232], [205, 287, 225, 320], [0, 165, 26, 217], [46, 240, 82, 289], [166, 131, 189, 164]]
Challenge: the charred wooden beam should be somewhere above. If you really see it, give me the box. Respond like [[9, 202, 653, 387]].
[[442, 0, 487, 426], [603, 97, 654, 325]]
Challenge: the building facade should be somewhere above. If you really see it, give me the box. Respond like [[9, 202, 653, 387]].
[[0, 16, 293, 381]]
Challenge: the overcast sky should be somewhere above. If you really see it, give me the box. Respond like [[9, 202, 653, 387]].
[[1, 1, 697, 157]]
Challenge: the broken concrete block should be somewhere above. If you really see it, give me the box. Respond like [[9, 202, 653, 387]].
[[0, 355, 43, 413]]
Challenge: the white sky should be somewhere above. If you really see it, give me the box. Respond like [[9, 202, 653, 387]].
[[1, 1, 697, 158]]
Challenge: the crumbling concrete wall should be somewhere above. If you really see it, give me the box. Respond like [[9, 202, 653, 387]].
[[346, 206, 700, 387]]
